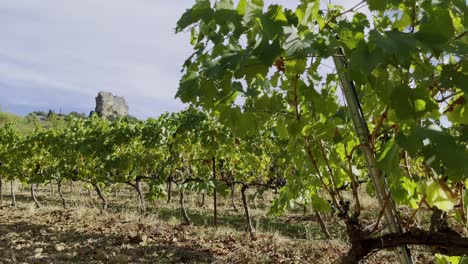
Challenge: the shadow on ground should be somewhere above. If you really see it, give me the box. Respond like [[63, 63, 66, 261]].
[[0, 220, 215, 264]]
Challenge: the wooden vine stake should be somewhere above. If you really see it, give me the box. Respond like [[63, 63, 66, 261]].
[[332, 49, 413, 264], [212, 157, 218, 226]]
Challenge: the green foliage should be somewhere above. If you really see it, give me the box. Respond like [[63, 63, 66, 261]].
[[0, 106, 287, 209], [435, 254, 468, 264], [424, 180, 456, 212], [1, 1, 467, 259], [175, 0, 468, 250], [0, 111, 23, 126]]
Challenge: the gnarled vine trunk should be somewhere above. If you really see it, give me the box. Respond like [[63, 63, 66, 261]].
[[49, 181, 54, 196], [241, 184, 255, 236], [93, 183, 108, 212], [10, 181, 16, 206], [112, 186, 118, 198], [31, 183, 41, 208], [230, 184, 239, 212], [179, 187, 190, 224], [0, 174, 3, 206], [166, 178, 172, 204], [340, 218, 468, 263], [135, 177, 146, 213], [200, 193, 205, 207], [57, 180, 67, 209], [315, 211, 332, 239]]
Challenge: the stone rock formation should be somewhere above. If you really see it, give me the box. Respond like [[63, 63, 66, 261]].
[[95, 91, 129, 118]]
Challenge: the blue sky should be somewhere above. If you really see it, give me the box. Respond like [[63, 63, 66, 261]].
[[0, 0, 361, 118]]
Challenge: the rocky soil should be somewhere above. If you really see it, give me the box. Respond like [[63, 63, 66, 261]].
[[0, 187, 435, 264]]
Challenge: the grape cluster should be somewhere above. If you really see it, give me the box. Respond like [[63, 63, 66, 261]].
[[274, 56, 285, 73], [267, 175, 286, 189], [337, 200, 351, 219]]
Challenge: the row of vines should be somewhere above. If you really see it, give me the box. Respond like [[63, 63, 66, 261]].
[[0, 109, 296, 234], [0, 0, 467, 262]]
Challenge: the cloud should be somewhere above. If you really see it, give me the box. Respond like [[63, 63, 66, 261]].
[[0, 0, 193, 118], [0, 0, 365, 118]]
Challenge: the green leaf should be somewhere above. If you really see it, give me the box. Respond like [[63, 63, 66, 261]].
[[215, 0, 234, 10], [377, 138, 400, 178], [435, 254, 462, 264], [305, 121, 336, 140], [253, 39, 282, 66], [368, 68, 394, 104], [348, 41, 383, 82], [367, 0, 387, 11], [176, 0, 213, 33], [285, 58, 307, 74], [390, 85, 415, 120], [283, 26, 312, 57], [447, 103, 468, 125], [276, 119, 289, 139], [395, 132, 422, 156], [298, 0, 320, 26], [236, 0, 247, 15], [414, 125, 468, 180], [366, 181, 376, 197], [440, 64, 468, 94], [369, 30, 418, 67], [260, 5, 288, 40], [312, 194, 331, 213], [243, 0, 264, 23], [389, 176, 418, 208], [414, 99, 426, 113], [176, 72, 200, 103], [416, 8, 455, 52], [392, 10, 412, 30], [425, 180, 456, 212], [215, 181, 230, 196], [251, 0, 263, 8]]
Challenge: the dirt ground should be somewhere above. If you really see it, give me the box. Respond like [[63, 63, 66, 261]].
[[0, 185, 434, 263]]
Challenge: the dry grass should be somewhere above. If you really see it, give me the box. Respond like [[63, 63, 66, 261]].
[[0, 181, 436, 263]]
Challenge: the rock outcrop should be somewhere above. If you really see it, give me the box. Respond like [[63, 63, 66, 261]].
[[95, 91, 129, 118]]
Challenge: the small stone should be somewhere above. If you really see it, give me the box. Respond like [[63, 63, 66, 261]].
[[111, 248, 121, 255], [94, 249, 108, 261], [0, 257, 13, 264], [55, 244, 65, 252], [112, 254, 130, 264], [34, 248, 43, 254], [137, 234, 148, 245], [138, 234, 147, 243], [0, 250, 8, 258], [5, 233, 17, 239]]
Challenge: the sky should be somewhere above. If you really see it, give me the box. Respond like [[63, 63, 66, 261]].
[[0, 0, 363, 119]]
